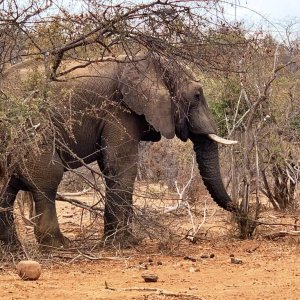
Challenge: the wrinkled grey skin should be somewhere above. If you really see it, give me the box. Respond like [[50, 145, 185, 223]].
[[0, 54, 236, 248]]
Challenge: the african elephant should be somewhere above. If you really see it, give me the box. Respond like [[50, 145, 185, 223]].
[[0, 53, 237, 248]]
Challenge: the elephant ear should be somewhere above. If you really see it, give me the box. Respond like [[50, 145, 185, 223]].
[[118, 59, 175, 139]]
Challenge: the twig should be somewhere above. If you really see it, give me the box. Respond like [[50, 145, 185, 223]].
[[163, 156, 195, 213], [191, 200, 208, 239], [56, 194, 103, 215], [0, 207, 13, 212], [264, 231, 300, 240], [59, 188, 92, 197], [238, 216, 299, 227], [77, 250, 125, 261], [104, 281, 204, 299]]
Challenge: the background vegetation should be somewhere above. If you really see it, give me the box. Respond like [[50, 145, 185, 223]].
[[0, 0, 299, 243]]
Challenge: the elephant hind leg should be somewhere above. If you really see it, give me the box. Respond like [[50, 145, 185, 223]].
[[33, 189, 69, 249], [0, 181, 20, 246], [27, 151, 68, 249]]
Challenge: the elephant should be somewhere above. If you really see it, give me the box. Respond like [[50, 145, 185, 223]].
[[0, 53, 237, 248]]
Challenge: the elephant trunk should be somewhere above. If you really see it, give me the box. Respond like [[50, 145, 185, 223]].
[[190, 134, 237, 212]]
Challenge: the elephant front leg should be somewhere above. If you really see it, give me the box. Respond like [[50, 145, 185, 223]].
[[0, 183, 20, 247], [33, 191, 69, 249], [100, 110, 143, 247], [100, 142, 139, 247], [104, 178, 137, 246]]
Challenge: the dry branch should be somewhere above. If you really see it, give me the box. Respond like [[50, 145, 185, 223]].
[[264, 231, 300, 240], [104, 281, 205, 299], [59, 188, 92, 197], [68, 251, 126, 264], [163, 156, 195, 214], [56, 193, 103, 215], [0, 207, 13, 212]]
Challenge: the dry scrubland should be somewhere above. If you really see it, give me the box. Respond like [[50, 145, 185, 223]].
[[0, 187, 299, 300]]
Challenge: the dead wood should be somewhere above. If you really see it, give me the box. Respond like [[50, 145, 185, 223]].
[[264, 230, 300, 240], [104, 281, 205, 299], [0, 207, 13, 212], [58, 188, 92, 197], [56, 193, 103, 215]]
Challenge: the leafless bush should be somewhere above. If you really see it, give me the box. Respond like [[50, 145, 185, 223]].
[[203, 32, 300, 237]]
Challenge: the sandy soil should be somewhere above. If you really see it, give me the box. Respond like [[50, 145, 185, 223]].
[[0, 192, 299, 300], [0, 239, 299, 300]]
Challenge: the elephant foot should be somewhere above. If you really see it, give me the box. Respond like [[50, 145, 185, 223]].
[[36, 231, 70, 250], [102, 230, 140, 249]]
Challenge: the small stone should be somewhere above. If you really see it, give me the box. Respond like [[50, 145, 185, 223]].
[[16, 260, 41, 281], [209, 253, 215, 258], [229, 254, 235, 257], [139, 264, 148, 270], [157, 261, 163, 266], [142, 274, 158, 282], [147, 257, 153, 263], [184, 256, 197, 262], [231, 257, 243, 264], [200, 255, 209, 259], [174, 263, 183, 268], [189, 266, 200, 272]]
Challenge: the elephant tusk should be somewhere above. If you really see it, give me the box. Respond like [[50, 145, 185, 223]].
[[207, 134, 238, 145]]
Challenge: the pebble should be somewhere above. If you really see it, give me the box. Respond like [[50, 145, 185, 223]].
[[184, 256, 197, 262], [142, 273, 158, 282], [231, 257, 243, 264]]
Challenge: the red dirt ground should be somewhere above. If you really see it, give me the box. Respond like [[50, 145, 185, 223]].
[[0, 239, 299, 300], [0, 193, 299, 300]]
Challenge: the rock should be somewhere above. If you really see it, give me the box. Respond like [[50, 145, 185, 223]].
[[147, 257, 153, 263], [209, 253, 215, 258], [229, 254, 235, 257], [139, 263, 148, 270], [16, 260, 41, 281], [189, 267, 200, 273], [231, 257, 243, 264], [184, 256, 197, 262], [157, 261, 163, 266], [200, 254, 209, 259], [142, 273, 158, 282]]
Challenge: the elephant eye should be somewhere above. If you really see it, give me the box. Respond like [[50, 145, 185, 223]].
[[194, 92, 201, 101]]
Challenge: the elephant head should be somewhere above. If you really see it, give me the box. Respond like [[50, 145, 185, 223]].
[[153, 57, 238, 212]]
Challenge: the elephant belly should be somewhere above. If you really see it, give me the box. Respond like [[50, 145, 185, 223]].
[[59, 120, 104, 170]]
